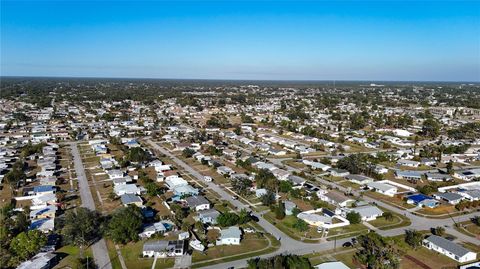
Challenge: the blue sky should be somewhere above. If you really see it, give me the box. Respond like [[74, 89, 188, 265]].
[[1, 1, 479, 81]]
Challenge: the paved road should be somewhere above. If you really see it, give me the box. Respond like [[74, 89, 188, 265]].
[[70, 142, 113, 269], [145, 139, 480, 269]]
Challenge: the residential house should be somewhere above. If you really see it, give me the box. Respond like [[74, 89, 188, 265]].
[[366, 182, 398, 197], [216, 226, 242, 245], [185, 195, 210, 211], [407, 194, 439, 208], [395, 170, 423, 182], [347, 205, 383, 221], [272, 168, 290, 181], [423, 235, 476, 263], [30, 205, 56, 220], [284, 201, 297, 216], [142, 240, 186, 258], [197, 208, 220, 224], [139, 221, 173, 238], [120, 194, 143, 207], [114, 184, 143, 196], [397, 159, 420, 168], [217, 166, 234, 176], [319, 191, 354, 207], [329, 168, 350, 178], [17, 252, 57, 269], [426, 173, 453, 182], [346, 174, 374, 185], [433, 192, 464, 205]]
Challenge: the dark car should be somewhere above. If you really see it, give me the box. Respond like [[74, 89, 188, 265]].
[[342, 242, 353, 248]]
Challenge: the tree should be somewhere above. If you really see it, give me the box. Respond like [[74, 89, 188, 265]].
[[472, 216, 480, 226], [195, 221, 205, 234], [9, 230, 46, 261], [431, 226, 445, 236], [255, 169, 277, 191], [279, 181, 293, 193], [275, 201, 286, 220], [421, 118, 440, 138], [293, 218, 308, 232], [217, 212, 240, 227], [231, 177, 252, 196], [418, 183, 438, 195], [346, 211, 362, 224], [446, 160, 454, 175], [126, 147, 149, 163], [238, 209, 252, 224], [106, 205, 144, 244], [182, 148, 196, 158], [355, 232, 400, 269], [404, 229, 423, 249], [4, 160, 27, 188], [247, 254, 312, 269], [383, 212, 394, 222], [145, 182, 163, 197], [77, 257, 97, 269], [261, 191, 276, 206], [61, 208, 101, 255]]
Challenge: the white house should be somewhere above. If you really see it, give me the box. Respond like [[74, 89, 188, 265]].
[[114, 184, 142, 196], [216, 226, 242, 245], [347, 205, 383, 221], [423, 235, 477, 263], [397, 159, 420, 168], [346, 174, 374, 185], [366, 182, 398, 197]]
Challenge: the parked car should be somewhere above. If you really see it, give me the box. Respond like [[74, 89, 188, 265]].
[[342, 242, 353, 248]]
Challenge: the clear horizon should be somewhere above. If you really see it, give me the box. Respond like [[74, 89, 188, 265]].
[[1, 1, 479, 82]]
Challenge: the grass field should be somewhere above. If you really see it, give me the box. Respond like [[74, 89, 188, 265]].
[[53, 245, 93, 269], [107, 240, 175, 269], [263, 212, 323, 242], [192, 233, 270, 263]]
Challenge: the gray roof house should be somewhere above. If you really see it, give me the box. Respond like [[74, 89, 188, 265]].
[[423, 235, 477, 263], [185, 195, 210, 211], [433, 192, 464, 205], [197, 208, 220, 224], [142, 240, 186, 258], [120, 194, 143, 207], [346, 174, 373, 185], [284, 201, 297, 215]]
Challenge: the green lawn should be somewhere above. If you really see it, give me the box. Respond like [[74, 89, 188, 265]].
[[107, 240, 175, 269], [263, 212, 322, 242], [326, 223, 368, 240], [369, 207, 411, 230], [192, 233, 269, 263], [53, 245, 93, 269]]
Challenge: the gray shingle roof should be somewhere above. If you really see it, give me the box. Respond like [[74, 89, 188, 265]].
[[434, 192, 463, 201], [425, 235, 472, 257], [120, 194, 142, 204], [185, 195, 210, 207]]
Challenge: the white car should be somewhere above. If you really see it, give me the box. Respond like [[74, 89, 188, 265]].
[[204, 176, 213, 182]]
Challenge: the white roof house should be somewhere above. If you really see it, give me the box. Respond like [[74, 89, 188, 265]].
[[165, 176, 188, 189], [114, 184, 144, 196], [216, 226, 242, 245], [366, 182, 398, 197], [345, 174, 374, 185], [348, 205, 383, 221]]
